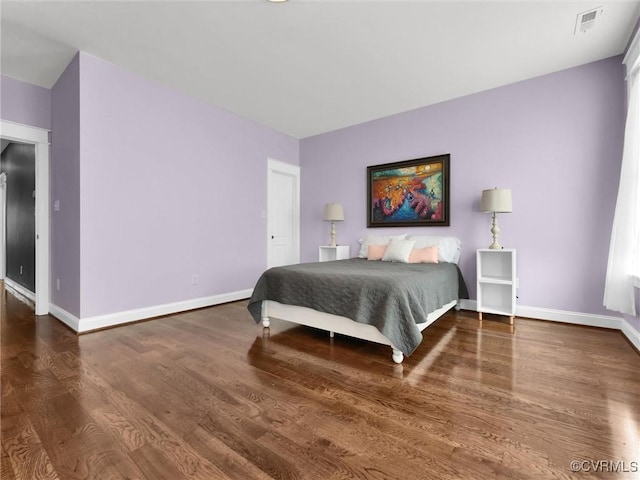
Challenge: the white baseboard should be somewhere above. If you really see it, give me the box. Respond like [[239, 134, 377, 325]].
[[621, 318, 640, 351], [49, 289, 253, 333], [515, 305, 622, 330], [4, 277, 35, 303], [49, 303, 80, 332], [458, 299, 639, 351], [46, 290, 640, 352]]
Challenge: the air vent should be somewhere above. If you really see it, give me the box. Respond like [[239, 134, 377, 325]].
[[575, 7, 603, 34]]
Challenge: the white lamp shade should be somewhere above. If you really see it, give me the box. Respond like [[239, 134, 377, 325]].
[[323, 203, 344, 221], [480, 188, 512, 213]]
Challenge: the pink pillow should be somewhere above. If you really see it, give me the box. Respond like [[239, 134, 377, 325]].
[[367, 244, 387, 261], [409, 245, 439, 264]]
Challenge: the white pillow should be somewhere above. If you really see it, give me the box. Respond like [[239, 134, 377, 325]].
[[358, 233, 407, 258], [382, 239, 416, 263], [406, 235, 462, 264]]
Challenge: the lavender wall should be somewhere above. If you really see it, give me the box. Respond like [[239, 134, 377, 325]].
[[3, 50, 632, 327], [300, 56, 625, 318], [77, 53, 299, 318], [0, 75, 51, 130], [50, 54, 81, 317]]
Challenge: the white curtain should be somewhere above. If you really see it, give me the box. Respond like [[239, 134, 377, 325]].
[[604, 45, 640, 316]]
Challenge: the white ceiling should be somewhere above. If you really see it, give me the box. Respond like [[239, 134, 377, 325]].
[[1, 1, 639, 138]]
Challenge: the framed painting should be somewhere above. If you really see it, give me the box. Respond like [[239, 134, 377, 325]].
[[367, 154, 450, 227]]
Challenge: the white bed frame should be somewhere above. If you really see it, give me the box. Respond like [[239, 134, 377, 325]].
[[260, 299, 459, 364]]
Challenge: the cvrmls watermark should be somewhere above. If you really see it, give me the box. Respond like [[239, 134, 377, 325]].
[[570, 460, 639, 473]]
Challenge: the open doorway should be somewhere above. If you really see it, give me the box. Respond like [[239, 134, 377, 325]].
[[0, 120, 50, 315], [1, 142, 36, 300], [0, 172, 5, 279]]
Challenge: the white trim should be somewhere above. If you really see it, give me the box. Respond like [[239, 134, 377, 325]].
[[623, 26, 640, 78], [460, 299, 621, 329], [515, 305, 621, 330], [4, 277, 36, 302], [267, 158, 300, 269], [621, 318, 640, 351], [459, 299, 640, 350], [0, 120, 48, 144], [0, 120, 50, 316], [34, 141, 50, 315], [49, 288, 253, 333], [49, 303, 80, 332], [45, 290, 639, 352]]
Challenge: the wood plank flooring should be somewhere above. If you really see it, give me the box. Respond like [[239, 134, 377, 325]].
[[1, 284, 639, 479]]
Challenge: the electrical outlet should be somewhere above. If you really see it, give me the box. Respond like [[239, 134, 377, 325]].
[[54, 200, 60, 212], [192, 275, 199, 285], [20, 265, 23, 275], [56, 278, 60, 291]]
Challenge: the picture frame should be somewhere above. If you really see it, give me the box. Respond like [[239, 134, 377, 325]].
[[367, 154, 450, 227]]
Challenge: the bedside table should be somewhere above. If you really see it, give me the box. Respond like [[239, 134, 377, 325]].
[[476, 249, 516, 324], [319, 245, 350, 262]]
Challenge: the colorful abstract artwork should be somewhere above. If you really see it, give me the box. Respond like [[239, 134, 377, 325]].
[[367, 154, 450, 227]]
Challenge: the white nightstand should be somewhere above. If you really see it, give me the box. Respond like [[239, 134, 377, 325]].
[[476, 249, 516, 324], [319, 245, 350, 262]]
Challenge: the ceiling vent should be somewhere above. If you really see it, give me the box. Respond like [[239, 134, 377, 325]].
[[575, 7, 603, 34]]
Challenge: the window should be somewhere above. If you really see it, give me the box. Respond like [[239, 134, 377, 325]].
[[604, 29, 640, 315]]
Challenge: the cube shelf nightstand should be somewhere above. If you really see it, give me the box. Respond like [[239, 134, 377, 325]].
[[319, 245, 350, 262], [476, 249, 516, 325]]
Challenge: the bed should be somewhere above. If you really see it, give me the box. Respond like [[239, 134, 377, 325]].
[[247, 236, 468, 363]]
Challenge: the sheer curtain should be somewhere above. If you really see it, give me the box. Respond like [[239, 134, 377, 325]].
[[604, 34, 640, 316]]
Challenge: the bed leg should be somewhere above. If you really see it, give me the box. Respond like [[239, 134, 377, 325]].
[[391, 348, 404, 364], [261, 302, 270, 328], [329, 331, 334, 338], [455, 300, 461, 311]]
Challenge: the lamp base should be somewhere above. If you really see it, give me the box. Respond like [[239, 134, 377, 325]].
[[329, 221, 337, 247], [489, 212, 502, 250]]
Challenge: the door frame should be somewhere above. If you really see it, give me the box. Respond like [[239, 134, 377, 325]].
[[0, 120, 50, 315], [0, 172, 5, 279], [267, 158, 300, 269]]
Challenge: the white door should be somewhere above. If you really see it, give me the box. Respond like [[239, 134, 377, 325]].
[[267, 159, 300, 268]]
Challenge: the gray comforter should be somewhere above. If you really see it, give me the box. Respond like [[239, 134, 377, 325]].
[[247, 258, 468, 356]]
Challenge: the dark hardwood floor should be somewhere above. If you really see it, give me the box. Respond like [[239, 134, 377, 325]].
[[1, 282, 639, 479]]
